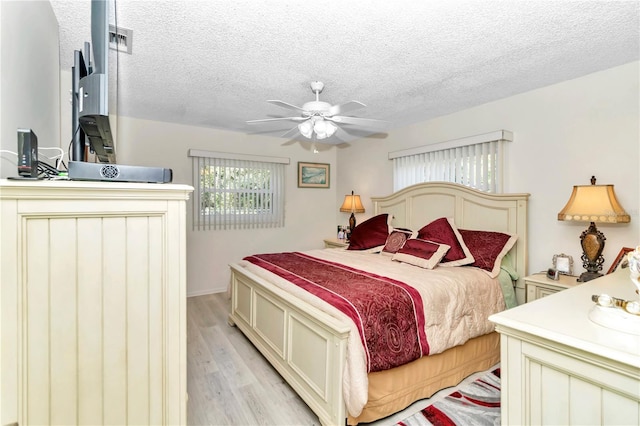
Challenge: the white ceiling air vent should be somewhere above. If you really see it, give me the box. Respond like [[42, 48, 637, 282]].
[[109, 24, 133, 54]]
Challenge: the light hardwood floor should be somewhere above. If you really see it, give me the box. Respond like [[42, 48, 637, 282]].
[[187, 293, 495, 426], [187, 293, 319, 425]]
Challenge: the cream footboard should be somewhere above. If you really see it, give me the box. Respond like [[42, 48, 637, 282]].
[[228, 264, 350, 426], [228, 182, 529, 425]]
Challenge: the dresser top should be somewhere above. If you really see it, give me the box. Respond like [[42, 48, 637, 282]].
[[490, 268, 640, 368], [0, 178, 193, 200]]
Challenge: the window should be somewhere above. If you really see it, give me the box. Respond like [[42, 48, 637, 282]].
[[390, 130, 512, 193], [189, 150, 288, 230]]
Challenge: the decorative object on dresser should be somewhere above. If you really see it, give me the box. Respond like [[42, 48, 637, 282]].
[[490, 269, 640, 425], [340, 190, 365, 232], [557, 175, 630, 282], [298, 161, 330, 188]]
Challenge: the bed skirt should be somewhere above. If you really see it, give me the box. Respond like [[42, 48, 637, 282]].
[[348, 331, 500, 425]]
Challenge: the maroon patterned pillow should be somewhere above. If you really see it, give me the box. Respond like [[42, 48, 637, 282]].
[[347, 213, 391, 251], [381, 228, 415, 256], [416, 217, 474, 266], [459, 229, 518, 278], [392, 239, 451, 269]]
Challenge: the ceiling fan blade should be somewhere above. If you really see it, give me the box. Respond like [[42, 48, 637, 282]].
[[329, 116, 388, 127], [267, 100, 307, 112], [280, 125, 303, 139], [246, 116, 307, 124], [328, 101, 366, 116]]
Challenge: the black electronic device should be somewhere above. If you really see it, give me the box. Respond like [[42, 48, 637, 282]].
[[17, 129, 38, 177], [72, 0, 115, 164], [68, 161, 172, 183]]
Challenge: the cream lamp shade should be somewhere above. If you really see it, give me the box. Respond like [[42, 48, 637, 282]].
[[557, 184, 630, 224], [340, 190, 365, 231], [558, 176, 630, 282]]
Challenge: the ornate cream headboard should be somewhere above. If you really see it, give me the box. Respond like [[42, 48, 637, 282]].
[[372, 181, 530, 302]]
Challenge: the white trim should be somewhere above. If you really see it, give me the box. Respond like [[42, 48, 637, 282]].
[[388, 130, 513, 160], [188, 149, 290, 165]]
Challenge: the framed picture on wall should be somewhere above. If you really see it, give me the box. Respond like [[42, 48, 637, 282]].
[[298, 162, 330, 188]]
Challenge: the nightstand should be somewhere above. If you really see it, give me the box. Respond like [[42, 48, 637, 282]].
[[524, 272, 582, 302], [323, 238, 349, 248]]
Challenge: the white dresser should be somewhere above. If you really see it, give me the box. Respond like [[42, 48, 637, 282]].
[[0, 179, 192, 426], [490, 268, 640, 425]]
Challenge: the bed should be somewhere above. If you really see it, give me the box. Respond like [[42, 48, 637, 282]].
[[228, 182, 529, 425]]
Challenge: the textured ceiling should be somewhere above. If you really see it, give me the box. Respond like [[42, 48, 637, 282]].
[[50, 0, 639, 142]]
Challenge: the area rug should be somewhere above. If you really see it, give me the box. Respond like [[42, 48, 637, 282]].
[[395, 368, 501, 426]]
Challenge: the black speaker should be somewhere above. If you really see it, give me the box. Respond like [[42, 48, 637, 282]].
[[17, 129, 38, 177]]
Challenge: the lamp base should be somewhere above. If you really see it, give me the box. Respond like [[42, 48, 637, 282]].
[[349, 213, 356, 232], [577, 271, 603, 283]]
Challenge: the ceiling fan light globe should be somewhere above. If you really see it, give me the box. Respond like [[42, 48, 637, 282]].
[[313, 119, 327, 134], [298, 121, 313, 138]]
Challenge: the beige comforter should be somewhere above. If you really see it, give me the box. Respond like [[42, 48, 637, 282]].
[[237, 248, 506, 417]]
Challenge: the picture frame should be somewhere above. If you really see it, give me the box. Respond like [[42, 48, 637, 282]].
[[552, 253, 574, 275], [298, 162, 330, 188], [607, 247, 633, 274]]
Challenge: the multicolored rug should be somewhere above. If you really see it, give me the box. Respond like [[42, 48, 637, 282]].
[[396, 368, 501, 426]]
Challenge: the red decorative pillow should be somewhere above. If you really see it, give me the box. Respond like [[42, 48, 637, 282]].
[[458, 229, 518, 278], [392, 239, 451, 269], [416, 217, 474, 266], [347, 214, 391, 251], [381, 228, 416, 256]]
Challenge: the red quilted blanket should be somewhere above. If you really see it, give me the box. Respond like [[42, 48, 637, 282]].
[[244, 252, 430, 372]]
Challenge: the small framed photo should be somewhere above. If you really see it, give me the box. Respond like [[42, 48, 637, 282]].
[[298, 162, 330, 188], [552, 253, 573, 275], [607, 247, 634, 274]]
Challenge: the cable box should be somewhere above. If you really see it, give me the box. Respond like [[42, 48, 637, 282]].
[[68, 161, 172, 183]]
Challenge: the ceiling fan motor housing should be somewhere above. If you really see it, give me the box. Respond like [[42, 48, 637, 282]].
[[301, 101, 332, 116]]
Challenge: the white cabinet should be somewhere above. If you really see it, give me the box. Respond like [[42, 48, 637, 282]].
[[490, 269, 640, 425], [0, 179, 192, 426]]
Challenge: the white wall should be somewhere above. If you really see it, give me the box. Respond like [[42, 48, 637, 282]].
[[0, 1, 60, 178], [337, 61, 640, 278], [112, 116, 338, 296]]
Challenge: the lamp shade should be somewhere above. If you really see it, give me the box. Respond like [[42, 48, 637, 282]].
[[340, 192, 365, 213], [558, 184, 630, 223]]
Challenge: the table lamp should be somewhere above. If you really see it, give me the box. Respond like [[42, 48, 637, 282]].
[[340, 190, 365, 232], [557, 176, 630, 282]]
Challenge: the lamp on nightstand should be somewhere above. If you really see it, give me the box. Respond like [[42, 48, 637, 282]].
[[558, 176, 630, 282], [340, 190, 365, 232]]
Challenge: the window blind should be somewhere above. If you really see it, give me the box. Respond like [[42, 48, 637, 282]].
[[391, 131, 511, 193], [190, 150, 288, 230]]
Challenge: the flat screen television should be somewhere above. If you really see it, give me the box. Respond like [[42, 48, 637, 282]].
[[72, 0, 116, 163]]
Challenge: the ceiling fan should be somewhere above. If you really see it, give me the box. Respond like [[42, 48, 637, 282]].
[[246, 81, 387, 143]]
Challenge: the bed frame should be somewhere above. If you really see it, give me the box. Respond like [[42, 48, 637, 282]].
[[228, 182, 529, 425]]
